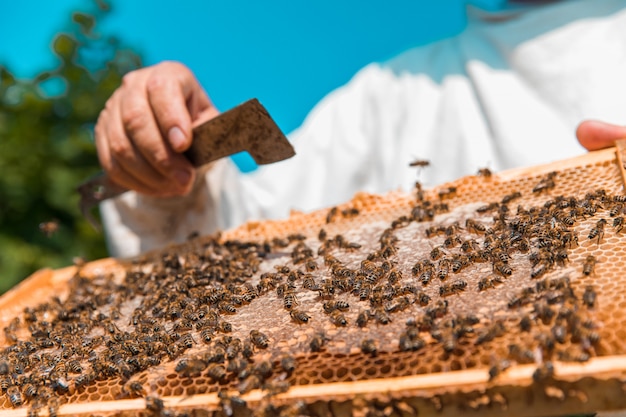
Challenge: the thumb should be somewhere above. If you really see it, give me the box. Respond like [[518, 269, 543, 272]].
[[576, 120, 626, 151]]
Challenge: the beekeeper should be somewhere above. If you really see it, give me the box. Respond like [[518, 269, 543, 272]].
[[95, 0, 626, 257]]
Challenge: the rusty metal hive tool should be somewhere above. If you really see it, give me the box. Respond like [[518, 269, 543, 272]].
[[77, 98, 295, 229]]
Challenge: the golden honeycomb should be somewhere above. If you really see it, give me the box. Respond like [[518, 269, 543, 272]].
[[1, 145, 626, 417]]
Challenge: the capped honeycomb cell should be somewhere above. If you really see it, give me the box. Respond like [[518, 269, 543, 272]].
[[0, 147, 626, 416]]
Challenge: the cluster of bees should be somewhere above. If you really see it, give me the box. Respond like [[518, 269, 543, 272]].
[[0, 166, 623, 416]]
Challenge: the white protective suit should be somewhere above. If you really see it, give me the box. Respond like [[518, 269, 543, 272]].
[[102, 0, 626, 257]]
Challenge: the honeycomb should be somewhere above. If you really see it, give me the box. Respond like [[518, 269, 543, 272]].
[[1, 146, 626, 417]]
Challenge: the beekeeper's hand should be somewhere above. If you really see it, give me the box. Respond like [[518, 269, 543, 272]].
[[95, 61, 219, 197]]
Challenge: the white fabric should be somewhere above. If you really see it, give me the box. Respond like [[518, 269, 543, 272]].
[[102, 0, 626, 257]]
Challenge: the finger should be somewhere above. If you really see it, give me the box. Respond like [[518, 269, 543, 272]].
[[95, 105, 166, 196], [146, 62, 216, 153], [119, 86, 196, 194], [576, 120, 626, 151]]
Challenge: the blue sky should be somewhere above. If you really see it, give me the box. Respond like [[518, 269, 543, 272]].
[[0, 0, 482, 169]]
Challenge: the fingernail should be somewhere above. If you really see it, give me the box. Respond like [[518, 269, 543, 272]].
[[174, 169, 192, 187], [169, 126, 186, 150]]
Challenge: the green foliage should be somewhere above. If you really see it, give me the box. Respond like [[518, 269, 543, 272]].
[[0, 2, 142, 293]]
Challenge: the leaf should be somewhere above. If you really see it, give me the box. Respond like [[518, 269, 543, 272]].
[[72, 12, 95, 35], [53, 34, 78, 61]]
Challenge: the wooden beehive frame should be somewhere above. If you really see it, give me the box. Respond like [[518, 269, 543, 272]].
[[2, 147, 626, 417]]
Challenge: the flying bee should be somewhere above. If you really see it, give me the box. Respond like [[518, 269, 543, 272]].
[[582, 285, 596, 308], [582, 255, 597, 276], [250, 330, 270, 349], [588, 218, 607, 244], [38, 219, 59, 237], [290, 309, 311, 324], [409, 158, 430, 168], [360, 338, 378, 357]]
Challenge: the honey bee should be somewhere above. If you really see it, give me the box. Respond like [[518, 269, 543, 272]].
[[356, 310, 369, 328], [290, 309, 311, 324], [532, 361, 555, 382], [250, 330, 270, 349], [38, 219, 59, 237], [488, 359, 511, 381], [329, 311, 348, 327], [218, 321, 233, 333], [360, 338, 378, 357], [588, 218, 607, 244], [283, 292, 299, 311], [609, 203, 624, 217], [508, 343, 535, 363], [372, 308, 392, 325], [124, 380, 146, 397], [399, 332, 426, 352], [145, 395, 165, 414], [551, 323, 567, 344], [520, 315, 533, 332], [582, 255, 597, 276], [478, 276, 502, 291], [501, 191, 522, 204], [439, 279, 467, 297], [532, 178, 556, 194], [238, 374, 261, 394], [438, 186, 457, 199], [409, 158, 430, 168], [465, 219, 490, 234], [326, 207, 339, 224], [385, 296, 412, 313], [613, 216, 624, 233], [322, 300, 350, 314], [477, 167, 493, 177], [474, 320, 506, 345], [477, 202, 500, 213], [557, 348, 590, 363], [309, 332, 327, 352], [174, 359, 207, 377], [280, 355, 297, 373], [582, 285, 596, 308], [207, 363, 227, 381]]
